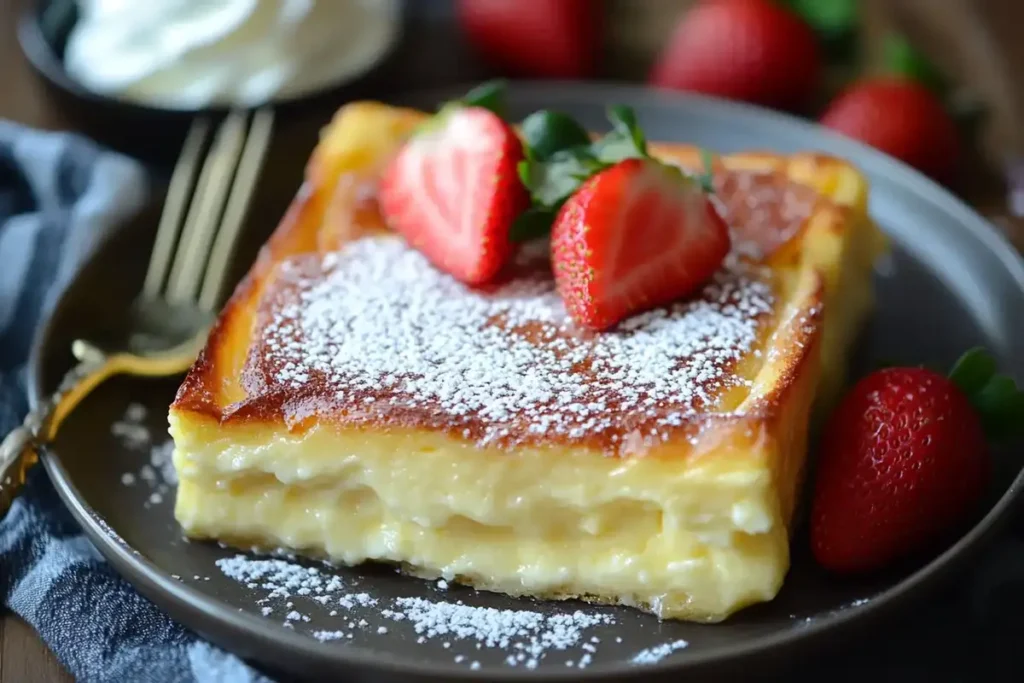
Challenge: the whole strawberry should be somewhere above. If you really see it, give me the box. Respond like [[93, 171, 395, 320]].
[[649, 0, 821, 110], [514, 105, 730, 330], [820, 78, 960, 183], [810, 349, 1024, 574], [456, 0, 600, 79]]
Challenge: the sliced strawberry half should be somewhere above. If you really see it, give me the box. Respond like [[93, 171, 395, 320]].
[[551, 158, 731, 330], [378, 106, 528, 285]]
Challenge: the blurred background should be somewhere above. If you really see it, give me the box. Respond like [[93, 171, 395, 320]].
[[6, 0, 1024, 248]]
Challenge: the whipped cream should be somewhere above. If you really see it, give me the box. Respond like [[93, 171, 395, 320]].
[[64, 0, 400, 109]]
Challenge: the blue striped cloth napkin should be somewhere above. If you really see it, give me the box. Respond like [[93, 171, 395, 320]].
[[0, 120, 1023, 682], [0, 121, 269, 682]]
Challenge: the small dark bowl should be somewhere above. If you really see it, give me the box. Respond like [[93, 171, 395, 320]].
[[17, 0, 407, 165]]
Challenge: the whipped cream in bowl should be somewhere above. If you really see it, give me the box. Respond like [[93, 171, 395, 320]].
[[58, 0, 402, 111]]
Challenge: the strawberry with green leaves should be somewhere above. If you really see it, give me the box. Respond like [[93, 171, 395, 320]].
[[378, 81, 529, 286], [511, 105, 646, 243], [381, 84, 730, 327], [816, 27, 963, 184], [513, 106, 729, 331], [811, 348, 1024, 574]]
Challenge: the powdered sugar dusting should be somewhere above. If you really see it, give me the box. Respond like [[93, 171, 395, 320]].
[[630, 638, 689, 665], [213, 553, 635, 670], [382, 597, 614, 669], [215, 555, 346, 601], [111, 402, 176, 507], [254, 236, 773, 450]]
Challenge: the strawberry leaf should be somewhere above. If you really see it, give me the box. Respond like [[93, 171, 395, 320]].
[[948, 347, 1024, 441], [520, 105, 652, 210], [416, 80, 510, 137], [949, 347, 997, 395], [697, 148, 715, 193], [514, 104, 723, 240], [973, 376, 1024, 441], [519, 147, 605, 209], [609, 105, 647, 152], [783, 0, 857, 36], [592, 105, 648, 163], [883, 35, 948, 96], [510, 207, 556, 243], [521, 110, 592, 161], [781, 0, 859, 63], [460, 79, 508, 117]]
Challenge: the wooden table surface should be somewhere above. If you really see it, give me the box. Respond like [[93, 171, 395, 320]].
[[2, 2, 1023, 682]]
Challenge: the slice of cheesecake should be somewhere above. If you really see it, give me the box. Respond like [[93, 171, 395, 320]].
[[168, 102, 885, 622]]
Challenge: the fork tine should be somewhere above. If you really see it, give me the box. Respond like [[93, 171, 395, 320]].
[[141, 118, 211, 299], [165, 111, 250, 305], [197, 107, 275, 311]]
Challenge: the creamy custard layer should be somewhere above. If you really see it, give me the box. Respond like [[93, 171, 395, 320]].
[[174, 418, 793, 622]]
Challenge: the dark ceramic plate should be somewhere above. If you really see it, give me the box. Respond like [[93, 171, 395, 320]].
[[30, 83, 1024, 682]]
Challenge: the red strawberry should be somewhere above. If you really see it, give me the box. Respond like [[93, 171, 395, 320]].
[[649, 0, 821, 110], [810, 348, 1024, 575], [820, 78, 960, 183], [378, 106, 528, 285], [550, 158, 730, 331], [455, 0, 600, 79]]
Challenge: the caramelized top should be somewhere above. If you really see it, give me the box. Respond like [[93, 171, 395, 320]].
[[244, 236, 772, 449], [187, 167, 825, 452], [714, 169, 821, 259]]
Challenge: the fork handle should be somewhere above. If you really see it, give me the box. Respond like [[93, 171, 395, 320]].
[[0, 345, 111, 520]]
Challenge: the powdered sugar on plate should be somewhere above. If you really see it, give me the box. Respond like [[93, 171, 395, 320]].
[[211, 552, 702, 671], [110, 401, 150, 449], [630, 638, 689, 665], [111, 402, 176, 507], [215, 555, 346, 602], [382, 597, 614, 669], [791, 596, 873, 628]]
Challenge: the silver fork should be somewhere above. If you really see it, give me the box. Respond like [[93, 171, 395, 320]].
[[0, 108, 274, 518]]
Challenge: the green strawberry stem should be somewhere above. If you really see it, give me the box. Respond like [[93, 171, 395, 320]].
[[948, 347, 1024, 441], [883, 35, 948, 96], [414, 80, 510, 137], [509, 207, 557, 243], [521, 110, 592, 161], [781, 0, 859, 63], [591, 105, 648, 162], [518, 146, 605, 209], [460, 79, 508, 117], [698, 149, 715, 193], [512, 105, 717, 242]]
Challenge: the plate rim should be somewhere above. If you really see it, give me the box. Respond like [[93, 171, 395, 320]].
[[29, 80, 1024, 681]]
